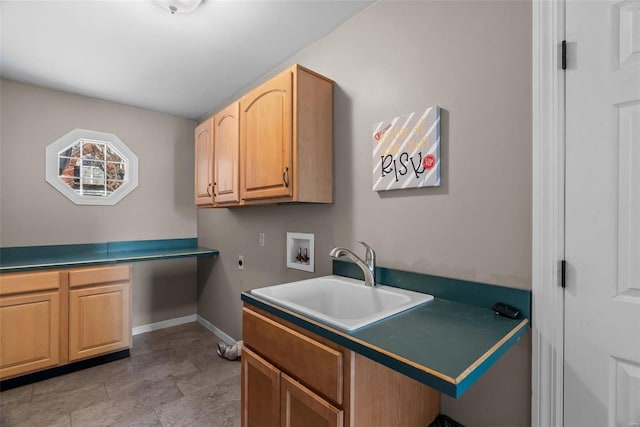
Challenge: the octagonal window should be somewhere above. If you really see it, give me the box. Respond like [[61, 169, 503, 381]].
[[46, 129, 138, 205]]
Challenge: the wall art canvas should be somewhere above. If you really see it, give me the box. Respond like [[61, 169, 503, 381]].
[[372, 106, 440, 191]]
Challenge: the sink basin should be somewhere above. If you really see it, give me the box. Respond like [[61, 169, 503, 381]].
[[250, 275, 433, 331]]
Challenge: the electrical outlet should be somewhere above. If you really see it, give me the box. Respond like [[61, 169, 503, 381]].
[[238, 255, 244, 270], [259, 233, 265, 247]]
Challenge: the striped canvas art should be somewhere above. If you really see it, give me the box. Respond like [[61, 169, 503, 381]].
[[372, 106, 441, 191]]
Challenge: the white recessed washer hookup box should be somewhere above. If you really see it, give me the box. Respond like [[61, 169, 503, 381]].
[[286, 232, 314, 272]]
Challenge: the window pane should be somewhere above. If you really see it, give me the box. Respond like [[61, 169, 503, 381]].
[[106, 146, 123, 163], [107, 180, 123, 191], [81, 159, 105, 186], [58, 156, 76, 177], [80, 188, 108, 197], [106, 162, 126, 182], [82, 141, 105, 160]]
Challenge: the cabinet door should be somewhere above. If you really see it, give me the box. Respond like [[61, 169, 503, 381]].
[[240, 70, 293, 201], [195, 118, 215, 205], [214, 102, 240, 204], [0, 291, 60, 379], [242, 347, 280, 427], [280, 373, 343, 427], [243, 307, 343, 404], [68, 282, 131, 362]]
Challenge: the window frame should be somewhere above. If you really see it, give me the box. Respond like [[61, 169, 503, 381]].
[[45, 129, 139, 205]]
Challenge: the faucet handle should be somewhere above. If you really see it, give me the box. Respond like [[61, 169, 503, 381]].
[[357, 241, 375, 265]]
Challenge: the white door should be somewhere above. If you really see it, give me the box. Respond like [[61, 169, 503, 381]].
[[565, 1, 640, 426]]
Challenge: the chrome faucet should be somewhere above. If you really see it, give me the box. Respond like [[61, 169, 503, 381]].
[[329, 241, 376, 287]]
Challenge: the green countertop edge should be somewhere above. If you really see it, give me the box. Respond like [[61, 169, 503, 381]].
[[241, 263, 532, 398], [241, 292, 529, 398], [0, 238, 219, 272], [455, 324, 528, 397]]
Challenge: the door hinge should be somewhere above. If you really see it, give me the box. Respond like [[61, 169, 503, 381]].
[[561, 40, 567, 70], [561, 259, 567, 288]]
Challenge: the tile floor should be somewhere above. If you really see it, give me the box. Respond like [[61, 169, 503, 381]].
[[0, 322, 241, 427]]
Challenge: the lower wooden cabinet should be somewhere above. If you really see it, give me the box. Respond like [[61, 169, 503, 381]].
[[242, 347, 281, 427], [69, 282, 130, 362], [281, 373, 343, 427], [241, 346, 343, 427], [67, 265, 131, 362], [0, 289, 60, 379], [0, 265, 132, 380], [242, 304, 439, 427]]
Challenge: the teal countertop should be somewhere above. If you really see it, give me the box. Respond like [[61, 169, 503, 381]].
[[0, 238, 219, 272], [241, 261, 530, 398]]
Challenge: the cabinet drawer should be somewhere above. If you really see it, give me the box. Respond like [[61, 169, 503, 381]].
[[243, 308, 343, 404], [0, 271, 60, 296], [69, 265, 130, 288]]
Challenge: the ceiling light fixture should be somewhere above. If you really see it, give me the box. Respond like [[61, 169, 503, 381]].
[[156, 0, 203, 15]]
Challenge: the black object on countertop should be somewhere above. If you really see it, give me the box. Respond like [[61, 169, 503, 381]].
[[492, 302, 521, 319]]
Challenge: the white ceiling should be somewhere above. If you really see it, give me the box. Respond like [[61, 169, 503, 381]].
[[0, 0, 372, 119]]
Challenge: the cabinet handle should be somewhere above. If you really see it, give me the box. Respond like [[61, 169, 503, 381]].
[[283, 167, 289, 188], [198, 128, 207, 137], [207, 183, 212, 197]]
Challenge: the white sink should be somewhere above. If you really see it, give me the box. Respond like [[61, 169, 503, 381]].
[[250, 275, 433, 331]]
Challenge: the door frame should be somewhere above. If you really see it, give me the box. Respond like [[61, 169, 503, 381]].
[[532, 0, 565, 426]]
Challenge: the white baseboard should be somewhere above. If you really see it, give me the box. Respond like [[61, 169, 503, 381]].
[[132, 314, 197, 336], [131, 313, 237, 346], [197, 314, 237, 345]]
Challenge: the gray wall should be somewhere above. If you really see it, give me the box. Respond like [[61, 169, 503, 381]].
[[197, 1, 532, 426], [0, 79, 198, 327]]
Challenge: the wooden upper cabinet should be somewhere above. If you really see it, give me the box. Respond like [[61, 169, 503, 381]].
[[195, 64, 333, 208], [213, 102, 240, 205], [240, 69, 293, 201], [195, 118, 214, 206], [240, 64, 334, 204]]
